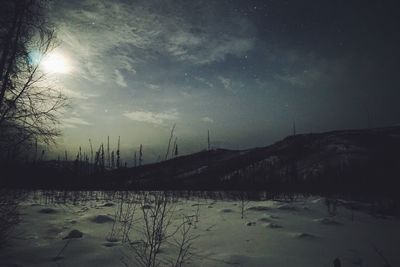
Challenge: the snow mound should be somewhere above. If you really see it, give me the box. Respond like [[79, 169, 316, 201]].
[[294, 232, 317, 239], [62, 229, 83, 239], [247, 206, 270, 211], [102, 202, 115, 207], [314, 217, 342, 225], [259, 214, 279, 220], [258, 217, 272, 223], [218, 254, 268, 266], [38, 207, 58, 214], [277, 204, 298, 211], [311, 198, 322, 204], [264, 222, 282, 228], [106, 236, 120, 242], [219, 208, 234, 213], [45, 226, 64, 237], [65, 219, 77, 224], [89, 215, 115, 223], [103, 242, 120, 247]]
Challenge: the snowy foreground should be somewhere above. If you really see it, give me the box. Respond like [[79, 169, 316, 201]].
[[0, 193, 399, 267]]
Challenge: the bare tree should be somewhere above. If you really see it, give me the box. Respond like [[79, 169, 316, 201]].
[[130, 193, 176, 267], [127, 193, 197, 267], [116, 136, 121, 168], [207, 129, 210, 151], [238, 192, 250, 219], [165, 124, 176, 160], [139, 144, 143, 166], [0, 0, 66, 159], [171, 216, 198, 267], [108, 193, 138, 243], [88, 138, 93, 164]]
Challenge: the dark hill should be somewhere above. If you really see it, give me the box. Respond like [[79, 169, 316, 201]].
[[97, 126, 400, 195]]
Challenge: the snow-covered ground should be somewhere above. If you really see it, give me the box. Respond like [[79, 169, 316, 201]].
[[0, 193, 399, 267]]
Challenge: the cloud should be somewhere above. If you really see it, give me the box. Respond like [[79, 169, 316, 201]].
[[218, 75, 232, 91], [144, 83, 161, 91], [63, 117, 92, 127], [61, 123, 77, 129], [166, 31, 254, 65], [123, 110, 179, 125], [201, 117, 214, 123], [115, 69, 127, 87], [62, 87, 98, 100], [52, 0, 255, 84], [274, 55, 344, 89], [193, 75, 214, 88]]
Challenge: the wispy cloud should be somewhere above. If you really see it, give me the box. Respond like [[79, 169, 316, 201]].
[[62, 87, 98, 100], [273, 55, 343, 89], [218, 75, 233, 91], [115, 69, 127, 87], [193, 75, 214, 88], [63, 117, 92, 128], [123, 110, 179, 125], [53, 0, 255, 83], [201, 117, 214, 123], [166, 31, 254, 65], [144, 83, 161, 91]]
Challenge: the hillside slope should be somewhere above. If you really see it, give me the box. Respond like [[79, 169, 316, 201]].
[[101, 126, 400, 194]]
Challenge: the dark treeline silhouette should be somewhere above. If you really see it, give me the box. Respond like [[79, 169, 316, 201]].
[[1, 126, 400, 208]]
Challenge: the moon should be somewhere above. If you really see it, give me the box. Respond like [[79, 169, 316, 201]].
[[41, 51, 70, 74]]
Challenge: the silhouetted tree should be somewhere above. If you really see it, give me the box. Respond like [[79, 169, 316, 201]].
[[165, 124, 176, 160], [172, 137, 177, 158], [88, 139, 93, 164], [139, 144, 143, 166], [107, 136, 110, 168], [0, 0, 67, 160], [100, 144, 105, 171], [174, 143, 178, 157], [116, 136, 120, 169], [207, 130, 210, 151], [111, 150, 115, 169]]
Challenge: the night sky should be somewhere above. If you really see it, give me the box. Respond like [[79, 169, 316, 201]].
[[46, 0, 400, 163]]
